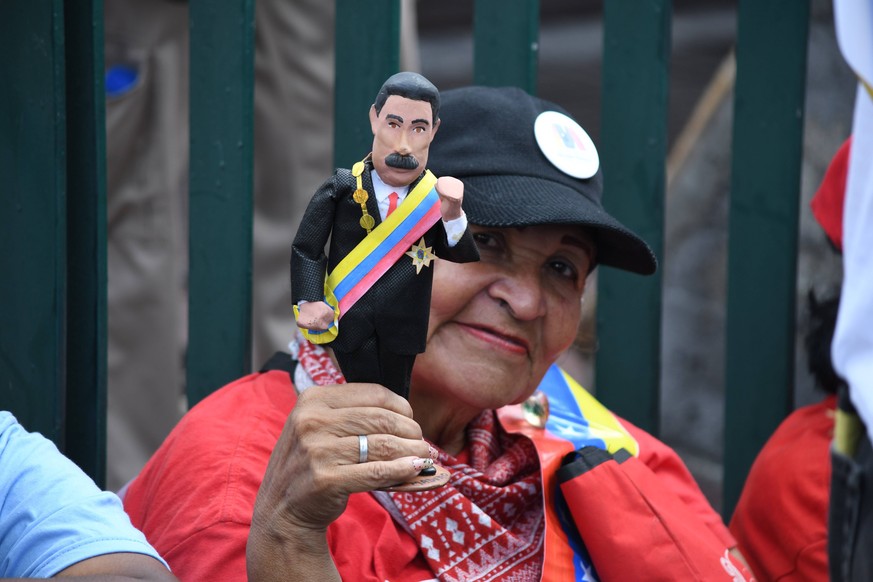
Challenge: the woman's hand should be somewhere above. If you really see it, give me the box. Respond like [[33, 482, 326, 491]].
[[247, 383, 434, 581]]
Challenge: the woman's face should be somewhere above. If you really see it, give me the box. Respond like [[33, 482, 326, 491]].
[[411, 223, 595, 414]]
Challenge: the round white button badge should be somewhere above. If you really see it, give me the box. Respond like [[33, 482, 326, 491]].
[[533, 110, 599, 179]]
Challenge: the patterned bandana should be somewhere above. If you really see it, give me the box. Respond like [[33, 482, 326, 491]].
[[291, 335, 546, 580]]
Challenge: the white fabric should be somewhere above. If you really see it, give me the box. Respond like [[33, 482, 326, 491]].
[[443, 214, 468, 245], [832, 87, 873, 442], [832, 0, 873, 444]]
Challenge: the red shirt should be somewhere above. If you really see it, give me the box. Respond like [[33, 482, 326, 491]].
[[730, 395, 836, 581], [124, 368, 734, 581]]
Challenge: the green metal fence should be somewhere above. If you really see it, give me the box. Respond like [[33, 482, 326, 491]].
[[722, 0, 809, 515], [186, 0, 256, 406], [0, 0, 809, 517], [0, 0, 108, 482]]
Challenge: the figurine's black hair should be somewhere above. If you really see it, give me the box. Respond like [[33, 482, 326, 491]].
[[373, 72, 440, 124]]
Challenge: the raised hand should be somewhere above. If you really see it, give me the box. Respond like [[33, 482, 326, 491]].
[[435, 175, 464, 221]]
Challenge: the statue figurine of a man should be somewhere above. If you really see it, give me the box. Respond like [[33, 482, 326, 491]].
[[291, 71, 479, 399]]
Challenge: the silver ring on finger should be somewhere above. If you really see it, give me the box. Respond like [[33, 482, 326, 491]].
[[358, 434, 369, 464]]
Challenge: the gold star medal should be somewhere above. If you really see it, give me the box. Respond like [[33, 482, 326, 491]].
[[406, 237, 435, 274]]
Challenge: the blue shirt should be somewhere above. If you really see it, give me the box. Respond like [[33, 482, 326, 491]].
[[0, 411, 166, 577]]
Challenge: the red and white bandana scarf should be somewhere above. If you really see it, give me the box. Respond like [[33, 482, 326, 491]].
[[291, 335, 546, 581]]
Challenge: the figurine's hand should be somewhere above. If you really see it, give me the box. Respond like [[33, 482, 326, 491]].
[[296, 301, 336, 331], [435, 176, 464, 221]]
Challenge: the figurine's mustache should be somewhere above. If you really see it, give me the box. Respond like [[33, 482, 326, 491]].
[[385, 153, 419, 170]]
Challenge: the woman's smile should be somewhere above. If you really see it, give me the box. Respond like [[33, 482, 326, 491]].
[[454, 321, 530, 356]]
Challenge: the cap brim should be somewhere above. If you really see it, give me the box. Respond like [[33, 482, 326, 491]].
[[460, 174, 658, 275]]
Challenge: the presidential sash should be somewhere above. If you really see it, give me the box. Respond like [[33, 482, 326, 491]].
[[295, 170, 441, 344]]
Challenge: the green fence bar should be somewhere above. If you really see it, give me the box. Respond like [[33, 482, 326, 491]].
[[596, 0, 671, 435], [187, 0, 256, 406], [473, 0, 539, 92], [64, 0, 108, 485], [722, 0, 809, 520], [0, 1, 68, 444], [334, 0, 401, 168]]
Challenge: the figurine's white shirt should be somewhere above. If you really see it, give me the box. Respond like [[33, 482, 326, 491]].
[[371, 170, 410, 219]]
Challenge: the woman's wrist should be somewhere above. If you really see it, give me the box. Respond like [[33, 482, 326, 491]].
[[247, 514, 340, 581]]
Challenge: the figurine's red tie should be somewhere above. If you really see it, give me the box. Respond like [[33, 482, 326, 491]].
[[387, 192, 398, 217]]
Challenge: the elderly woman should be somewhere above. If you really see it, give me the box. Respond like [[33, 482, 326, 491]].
[[123, 87, 746, 581]]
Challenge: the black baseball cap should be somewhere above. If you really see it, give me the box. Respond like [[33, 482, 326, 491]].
[[428, 86, 657, 275]]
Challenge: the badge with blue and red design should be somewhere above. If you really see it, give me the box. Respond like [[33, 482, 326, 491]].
[[406, 237, 435, 274], [534, 110, 599, 179]]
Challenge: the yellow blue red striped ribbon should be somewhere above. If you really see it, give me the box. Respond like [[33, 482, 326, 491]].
[[297, 171, 441, 344]]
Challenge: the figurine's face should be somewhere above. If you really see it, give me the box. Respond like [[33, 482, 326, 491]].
[[369, 95, 440, 188], [411, 224, 595, 414]]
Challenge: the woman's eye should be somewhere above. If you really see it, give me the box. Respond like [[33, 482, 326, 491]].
[[549, 259, 579, 281], [472, 232, 500, 249]]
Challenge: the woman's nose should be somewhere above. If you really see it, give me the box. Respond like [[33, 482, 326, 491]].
[[489, 269, 547, 321]]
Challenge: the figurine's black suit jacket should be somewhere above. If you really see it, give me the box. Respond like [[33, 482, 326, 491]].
[[291, 161, 479, 359]]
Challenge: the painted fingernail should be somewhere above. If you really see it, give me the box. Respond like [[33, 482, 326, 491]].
[[428, 445, 439, 460], [412, 457, 434, 472]]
